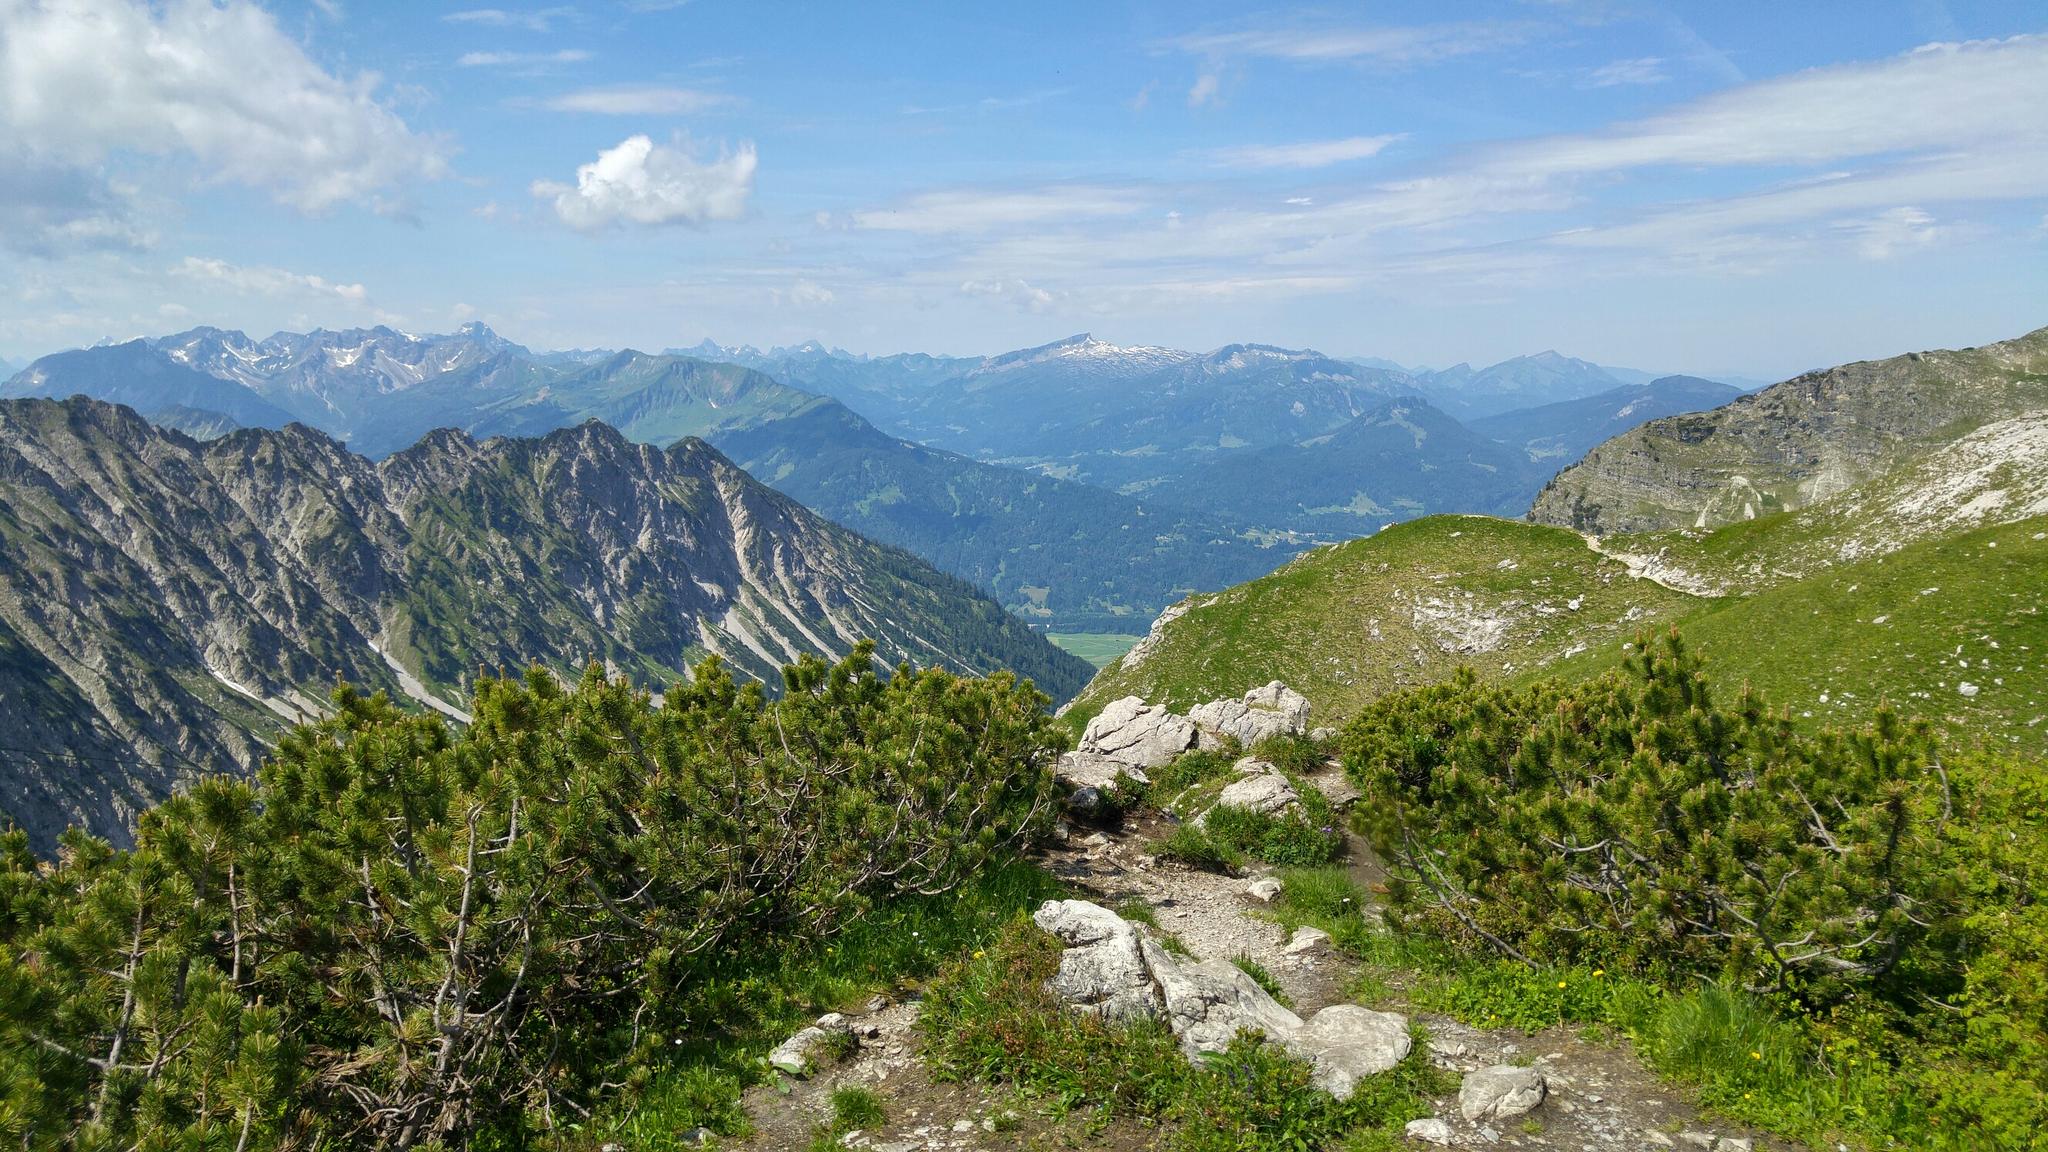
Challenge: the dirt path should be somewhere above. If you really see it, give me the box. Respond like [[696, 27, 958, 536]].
[[731, 760, 1785, 1151]]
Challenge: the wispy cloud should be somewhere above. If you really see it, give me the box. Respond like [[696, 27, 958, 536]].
[[851, 187, 1148, 234], [1582, 56, 1667, 87], [1211, 134, 1403, 169], [1169, 20, 1533, 65], [174, 256, 371, 306], [542, 85, 727, 114], [443, 7, 577, 32], [458, 49, 592, 67], [1187, 73, 1222, 107]]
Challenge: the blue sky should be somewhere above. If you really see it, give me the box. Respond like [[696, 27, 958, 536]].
[[1, 1, 2044, 377]]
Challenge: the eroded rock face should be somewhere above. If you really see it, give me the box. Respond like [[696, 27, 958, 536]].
[[1459, 1064, 1547, 1122], [1189, 681, 1312, 750], [1032, 900, 1161, 1023], [1032, 899, 1411, 1100], [1284, 1005, 1413, 1099], [1080, 697, 1197, 768], [1054, 750, 1149, 791], [1142, 937, 1305, 1058]]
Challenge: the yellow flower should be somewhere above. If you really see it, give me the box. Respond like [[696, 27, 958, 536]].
[[973, 950, 986, 960], [1592, 969, 1605, 978], [1556, 980, 1567, 989], [1750, 1050, 1761, 1060]]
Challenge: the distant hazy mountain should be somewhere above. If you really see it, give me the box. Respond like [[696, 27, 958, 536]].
[[1532, 324, 2048, 533], [10, 331, 1288, 631], [1414, 351, 1629, 421], [710, 400, 1283, 632], [0, 396, 1089, 850], [1143, 398, 1549, 533], [1471, 376, 1743, 464]]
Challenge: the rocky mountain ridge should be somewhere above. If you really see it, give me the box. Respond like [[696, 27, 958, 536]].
[[1530, 324, 2048, 534], [0, 396, 1087, 851]]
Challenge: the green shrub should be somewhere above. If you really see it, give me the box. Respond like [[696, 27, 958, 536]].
[[1155, 822, 1247, 874], [829, 1085, 886, 1131], [0, 645, 1066, 1150]]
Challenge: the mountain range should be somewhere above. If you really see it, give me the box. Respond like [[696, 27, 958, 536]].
[[0, 397, 1089, 851], [1531, 324, 2048, 533], [4, 325, 1750, 632], [1065, 323, 2048, 762]]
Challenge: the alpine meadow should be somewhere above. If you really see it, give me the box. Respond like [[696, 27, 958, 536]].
[[1, 4, 2045, 1152]]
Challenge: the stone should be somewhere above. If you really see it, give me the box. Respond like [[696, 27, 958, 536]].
[[1203, 772, 1301, 822], [1032, 900, 1162, 1023], [1404, 1117, 1453, 1146], [768, 1017, 848, 1076], [1719, 1140, 1754, 1152], [1142, 937, 1304, 1058], [1310, 726, 1340, 743], [1055, 749, 1150, 791], [1286, 1005, 1412, 1099], [1642, 1132, 1674, 1148], [1678, 1134, 1716, 1150], [1458, 1064, 1547, 1122], [1283, 925, 1332, 956], [1079, 697, 1197, 769], [1244, 877, 1283, 903], [1188, 681, 1313, 750]]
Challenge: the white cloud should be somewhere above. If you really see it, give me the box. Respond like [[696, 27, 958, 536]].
[[542, 85, 727, 114], [1838, 207, 1943, 260], [1187, 72, 1221, 107], [774, 278, 834, 307], [173, 256, 371, 305], [852, 187, 1146, 234], [1170, 21, 1531, 65], [532, 134, 755, 231], [1211, 134, 1403, 169], [0, 0, 446, 219], [959, 278, 1056, 313], [1582, 57, 1666, 87], [458, 49, 591, 67], [444, 7, 576, 32]]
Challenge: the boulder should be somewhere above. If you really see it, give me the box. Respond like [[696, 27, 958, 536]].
[[1404, 1117, 1453, 1146], [1032, 900, 1161, 1023], [1204, 772, 1301, 822], [1142, 938, 1304, 1058], [1189, 682, 1312, 750], [1055, 750, 1149, 791], [1459, 1064, 1547, 1122], [1286, 1005, 1413, 1098], [1080, 697, 1197, 769], [1243, 877, 1283, 903]]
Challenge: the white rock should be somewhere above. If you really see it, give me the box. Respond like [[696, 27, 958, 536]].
[[1282, 926, 1332, 957], [1718, 1139, 1754, 1152], [768, 1020, 846, 1076], [1959, 682, 1981, 698], [1459, 1064, 1547, 1122], [1080, 697, 1197, 768], [1205, 772, 1301, 821], [1404, 1117, 1453, 1146], [1190, 682, 1312, 749], [1055, 750, 1149, 791], [1142, 937, 1303, 1058], [1032, 900, 1162, 1023], [1286, 1005, 1412, 1098], [1244, 877, 1284, 903]]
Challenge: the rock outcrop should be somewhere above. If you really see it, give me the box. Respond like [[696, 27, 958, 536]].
[[1078, 697, 1198, 769], [1189, 681, 1312, 750], [1031, 900, 1412, 1100]]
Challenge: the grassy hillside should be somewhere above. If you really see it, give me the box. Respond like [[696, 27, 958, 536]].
[[1066, 515, 1699, 725], [1068, 450, 2048, 754]]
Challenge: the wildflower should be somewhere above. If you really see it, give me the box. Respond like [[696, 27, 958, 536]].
[[1557, 980, 1567, 989], [1592, 969, 1605, 978], [973, 950, 986, 960], [1750, 1050, 1761, 1060]]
